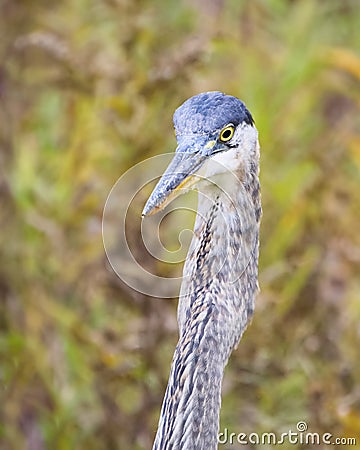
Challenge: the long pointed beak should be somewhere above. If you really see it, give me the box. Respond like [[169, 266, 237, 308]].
[[142, 145, 208, 217]]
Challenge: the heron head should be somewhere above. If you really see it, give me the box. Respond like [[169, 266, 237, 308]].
[[142, 91, 258, 216]]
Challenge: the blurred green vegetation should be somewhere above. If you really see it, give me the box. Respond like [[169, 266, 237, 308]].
[[1, 0, 360, 449]]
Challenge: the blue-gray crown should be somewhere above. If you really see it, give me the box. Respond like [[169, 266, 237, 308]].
[[173, 91, 254, 135]]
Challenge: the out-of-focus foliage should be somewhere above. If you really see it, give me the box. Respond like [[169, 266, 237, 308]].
[[0, 0, 359, 449]]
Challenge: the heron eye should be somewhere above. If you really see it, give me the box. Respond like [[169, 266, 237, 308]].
[[219, 125, 235, 142]]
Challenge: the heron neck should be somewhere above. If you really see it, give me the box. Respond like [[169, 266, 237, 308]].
[[152, 310, 225, 450], [153, 167, 261, 450]]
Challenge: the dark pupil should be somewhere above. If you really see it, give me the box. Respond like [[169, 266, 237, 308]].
[[222, 129, 231, 139]]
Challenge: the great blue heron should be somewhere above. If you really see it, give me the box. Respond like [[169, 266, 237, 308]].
[[143, 91, 261, 450]]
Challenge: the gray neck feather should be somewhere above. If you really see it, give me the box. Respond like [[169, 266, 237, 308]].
[[153, 152, 261, 450]]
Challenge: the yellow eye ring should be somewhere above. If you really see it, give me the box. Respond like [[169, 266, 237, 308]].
[[219, 125, 235, 142]]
